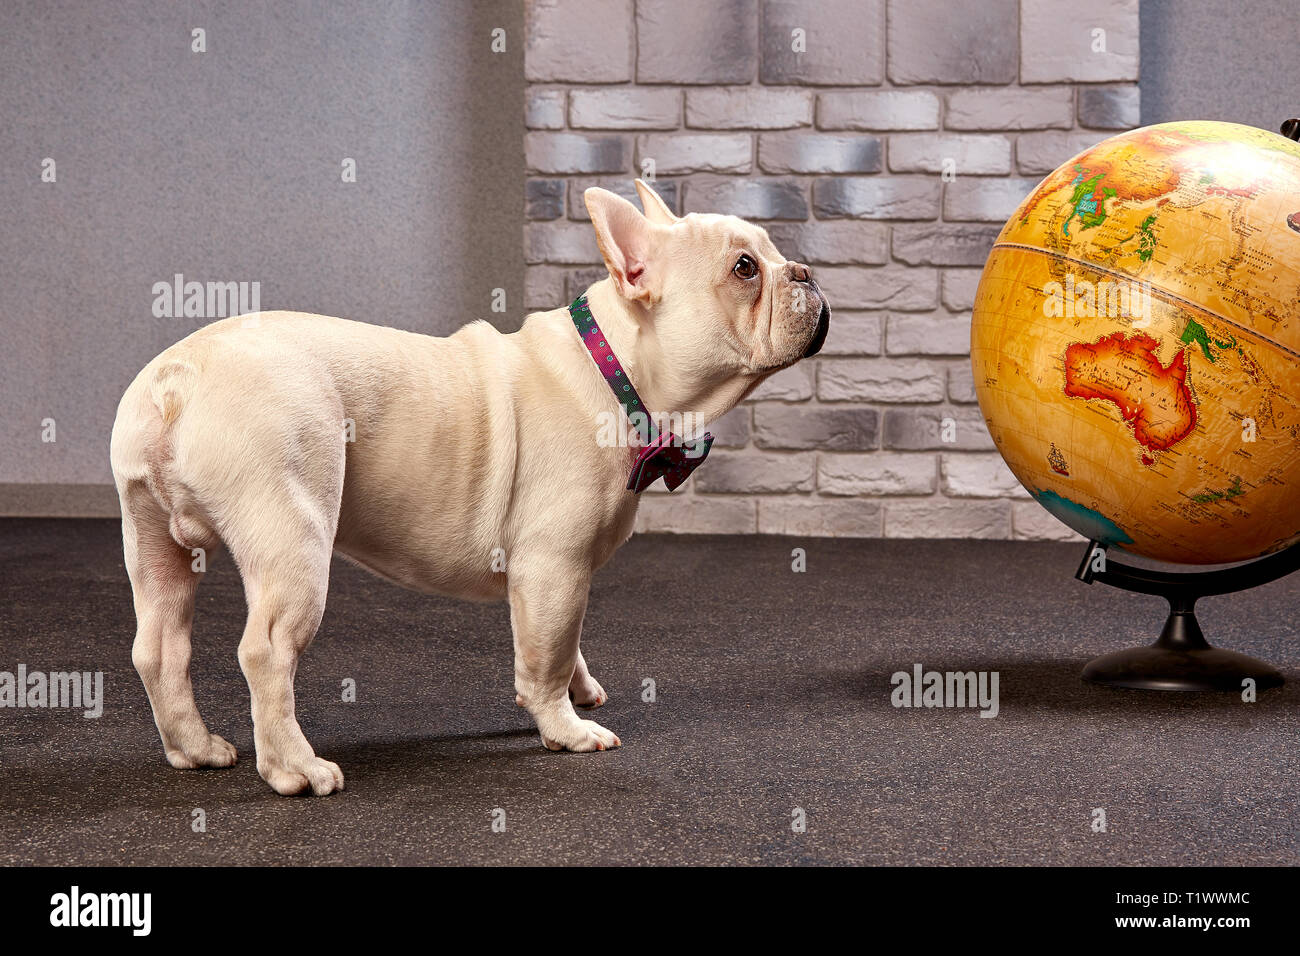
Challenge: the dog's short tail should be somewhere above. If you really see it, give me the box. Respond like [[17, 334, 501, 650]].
[[148, 358, 199, 425], [111, 350, 216, 550]]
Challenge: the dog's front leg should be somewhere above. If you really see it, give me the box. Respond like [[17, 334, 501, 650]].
[[509, 561, 620, 752]]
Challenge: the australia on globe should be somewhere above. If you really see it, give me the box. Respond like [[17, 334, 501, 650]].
[[971, 121, 1300, 564]]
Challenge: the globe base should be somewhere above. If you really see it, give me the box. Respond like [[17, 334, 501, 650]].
[[1076, 540, 1294, 693], [1082, 638, 1285, 693]]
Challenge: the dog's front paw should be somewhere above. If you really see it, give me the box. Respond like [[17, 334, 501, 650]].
[[569, 673, 608, 709], [541, 719, 621, 753], [257, 755, 345, 797], [165, 732, 237, 770]]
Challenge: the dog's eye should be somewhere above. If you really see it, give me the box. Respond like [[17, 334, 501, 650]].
[[733, 254, 758, 280]]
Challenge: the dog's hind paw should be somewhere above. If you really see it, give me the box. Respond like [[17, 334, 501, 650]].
[[259, 755, 345, 797], [165, 732, 237, 770]]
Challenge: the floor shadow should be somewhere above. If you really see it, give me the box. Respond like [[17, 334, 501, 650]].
[[798, 656, 1299, 716], [1, 724, 550, 820]]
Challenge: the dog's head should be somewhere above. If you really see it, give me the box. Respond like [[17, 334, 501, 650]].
[[583, 181, 830, 384]]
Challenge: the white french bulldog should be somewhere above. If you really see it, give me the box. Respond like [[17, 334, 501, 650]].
[[109, 180, 830, 796]]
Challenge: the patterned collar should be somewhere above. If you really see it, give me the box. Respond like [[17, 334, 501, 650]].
[[568, 294, 714, 493]]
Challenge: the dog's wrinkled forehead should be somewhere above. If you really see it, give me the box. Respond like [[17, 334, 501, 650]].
[[673, 212, 784, 263]]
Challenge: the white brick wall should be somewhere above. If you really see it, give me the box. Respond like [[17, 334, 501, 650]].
[[525, 0, 1139, 540]]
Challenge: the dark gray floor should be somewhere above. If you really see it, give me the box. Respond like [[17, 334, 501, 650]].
[[2, 518, 1298, 866]]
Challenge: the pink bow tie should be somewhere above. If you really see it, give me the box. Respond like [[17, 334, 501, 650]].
[[627, 431, 715, 493]]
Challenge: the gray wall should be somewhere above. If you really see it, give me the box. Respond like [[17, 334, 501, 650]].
[[1141, 0, 1300, 132], [10, 0, 1300, 520], [0, 0, 522, 501]]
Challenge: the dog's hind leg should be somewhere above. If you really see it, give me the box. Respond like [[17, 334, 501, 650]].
[[120, 481, 236, 769], [224, 486, 343, 797]]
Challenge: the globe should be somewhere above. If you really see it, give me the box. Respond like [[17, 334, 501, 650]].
[[972, 121, 1300, 565]]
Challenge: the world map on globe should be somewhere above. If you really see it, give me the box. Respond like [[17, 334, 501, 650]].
[[971, 121, 1300, 564]]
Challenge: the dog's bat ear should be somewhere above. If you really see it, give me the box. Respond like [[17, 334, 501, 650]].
[[634, 179, 678, 225], [585, 187, 655, 304]]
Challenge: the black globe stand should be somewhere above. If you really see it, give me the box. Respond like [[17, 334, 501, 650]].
[[1074, 540, 1297, 691]]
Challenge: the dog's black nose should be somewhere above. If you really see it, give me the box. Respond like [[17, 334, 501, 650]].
[[789, 261, 812, 283], [803, 298, 831, 358]]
